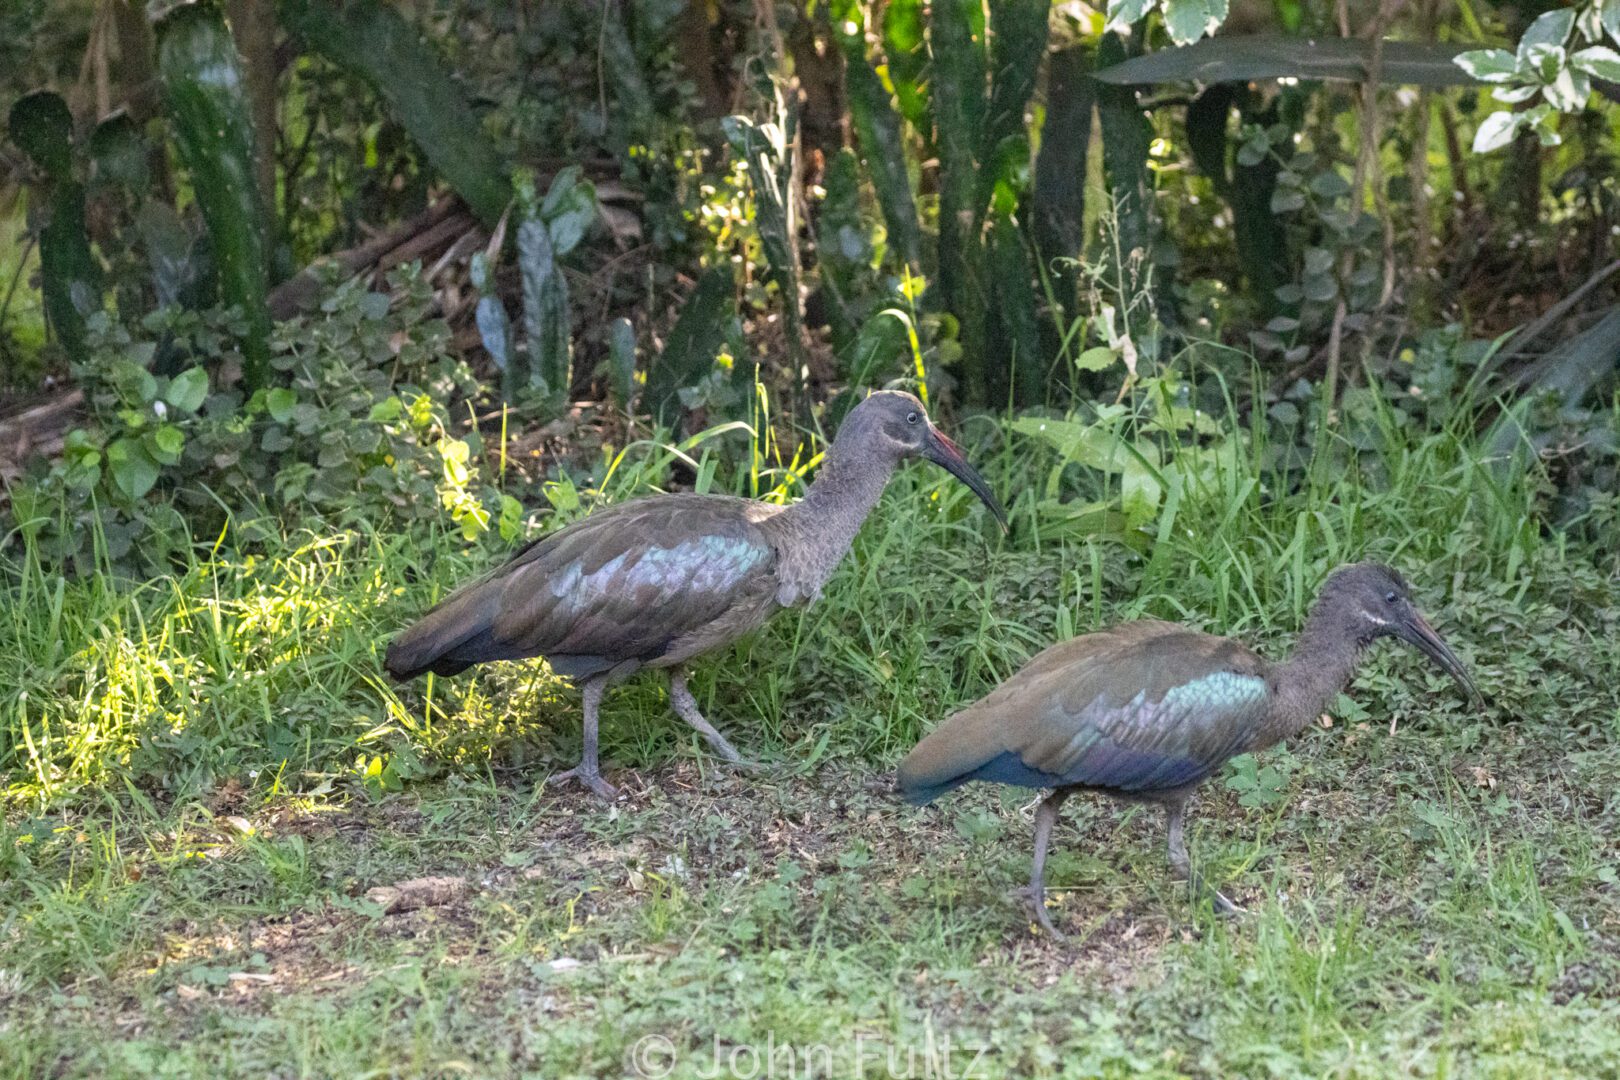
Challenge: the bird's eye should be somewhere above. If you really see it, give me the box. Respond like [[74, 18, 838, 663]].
[[1384, 591, 1398, 604], [906, 411, 920, 425]]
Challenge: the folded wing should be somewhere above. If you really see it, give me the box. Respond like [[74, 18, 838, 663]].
[[898, 622, 1272, 804], [385, 494, 780, 681]]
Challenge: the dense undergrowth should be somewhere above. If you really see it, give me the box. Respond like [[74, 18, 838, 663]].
[[2, 367, 1614, 808], [2, 378, 1618, 1076]]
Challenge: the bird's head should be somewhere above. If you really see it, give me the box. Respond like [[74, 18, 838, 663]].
[[1317, 562, 1479, 700], [839, 390, 1007, 529]]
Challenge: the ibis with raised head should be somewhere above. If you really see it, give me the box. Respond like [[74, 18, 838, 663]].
[[387, 390, 1006, 800], [897, 563, 1479, 935]]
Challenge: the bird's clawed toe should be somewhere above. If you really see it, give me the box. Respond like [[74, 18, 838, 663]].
[[1011, 886, 1066, 939], [1208, 889, 1246, 917], [550, 766, 619, 801]]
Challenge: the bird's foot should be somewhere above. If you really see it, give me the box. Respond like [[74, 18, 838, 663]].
[[549, 765, 619, 801], [1181, 873, 1246, 917], [703, 731, 749, 766], [1011, 885, 1066, 940]]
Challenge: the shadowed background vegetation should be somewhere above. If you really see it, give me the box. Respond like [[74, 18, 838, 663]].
[[1, 0, 1618, 1076]]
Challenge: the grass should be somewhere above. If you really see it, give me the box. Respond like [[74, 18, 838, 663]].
[[2, 390, 1618, 1077]]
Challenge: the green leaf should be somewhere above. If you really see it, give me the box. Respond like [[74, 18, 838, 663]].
[[278, 0, 512, 225], [881, 0, 930, 133], [1075, 346, 1118, 371], [1106, 0, 1155, 32], [498, 494, 524, 542], [1520, 8, 1574, 52], [88, 114, 149, 192], [1163, 0, 1221, 46], [358, 292, 391, 321], [1606, 0, 1620, 47], [514, 215, 571, 401], [106, 438, 160, 500], [542, 166, 596, 256], [1454, 48, 1519, 82], [608, 316, 637, 411], [7, 90, 73, 178], [165, 367, 210, 413], [157, 5, 272, 389], [266, 388, 298, 423], [136, 200, 195, 309], [1542, 65, 1589, 110], [1309, 169, 1351, 198], [1472, 110, 1522, 153], [150, 424, 186, 461]]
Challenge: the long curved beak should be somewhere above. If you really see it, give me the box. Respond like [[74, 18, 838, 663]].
[[1399, 610, 1480, 702], [922, 426, 1008, 530]]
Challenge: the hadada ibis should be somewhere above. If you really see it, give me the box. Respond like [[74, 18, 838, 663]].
[[386, 390, 1006, 799], [897, 562, 1478, 935]]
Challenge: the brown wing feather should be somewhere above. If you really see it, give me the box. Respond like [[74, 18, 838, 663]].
[[385, 494, 782, 680], [899, 622, 1273, 801]]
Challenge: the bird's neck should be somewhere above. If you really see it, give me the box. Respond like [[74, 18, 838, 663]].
[[1261, 608, 1364, 748], [771, 443, 895, 604]]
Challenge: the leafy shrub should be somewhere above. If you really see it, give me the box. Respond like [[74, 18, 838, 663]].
[[10, 265, 517, 575]]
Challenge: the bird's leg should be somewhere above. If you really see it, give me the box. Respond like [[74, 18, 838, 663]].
[[549, 678, 619, 801], [1165, 798, 1243, 916], [668, 671, 748, 765], [1020, 789, 1070, 938]]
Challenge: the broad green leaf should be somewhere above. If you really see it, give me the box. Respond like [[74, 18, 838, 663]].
[[1163, 0, 1221, 46], [1075, 346, 1117, 371], [165, 367, 209, 413], [839, 49, 922, 269], [608, 316, 637, 410], [515, 215, 571, 400], [1520, 8, 1575, 52], [7, 90, 73, 178], [1542, 66, 1589, 110], [266, 387, 298, 423], [1571, 45, 1620, 80], [1492, 83, 1540, 103], [1524, 43, 1567, 82], [1606, 0, 1620, 47], [1472, 109, 1522, 153], [89, 114, 149, 191], [1106, 0, 1155, 33], [1309, 169, 1351, 198], [542, 167, 597, 256], [1453, 48, 1519, 82], [106, 437, 160, 500], [1120, 442, 1163, 526], [150, 424, 185, 461]]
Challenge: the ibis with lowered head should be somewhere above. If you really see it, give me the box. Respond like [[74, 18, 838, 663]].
[[898, 562, 1479, 935]]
